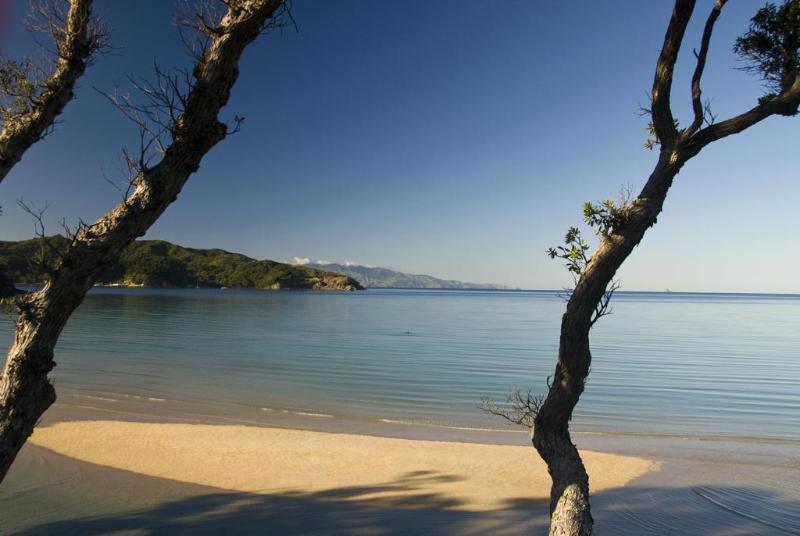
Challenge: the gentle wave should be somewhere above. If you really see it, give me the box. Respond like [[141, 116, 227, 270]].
[[261, 407, 334, 418], [693, 486, 800, 534], [379, 418, 523, 433], [74, 394, 118, 403]]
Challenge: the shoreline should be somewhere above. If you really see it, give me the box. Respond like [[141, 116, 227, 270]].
[[28, 420, 654, 512], [2, 400, 798, 534], [53, 385, 800, 448]]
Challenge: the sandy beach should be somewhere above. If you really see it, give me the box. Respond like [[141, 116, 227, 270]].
[[1, 400, 798, 534], [28, 420, 653, 513]]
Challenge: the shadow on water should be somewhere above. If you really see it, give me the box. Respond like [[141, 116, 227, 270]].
[[16, 481, 800, 535]]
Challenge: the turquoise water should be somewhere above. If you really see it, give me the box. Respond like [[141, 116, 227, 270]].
[[1, 288, 798, 440]]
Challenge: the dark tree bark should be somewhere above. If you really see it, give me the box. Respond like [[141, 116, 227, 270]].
[[532, 1, 800, 534], [0, 0, 286, 482], [0, 272, 20, 297], [0, 0, 104, 183]]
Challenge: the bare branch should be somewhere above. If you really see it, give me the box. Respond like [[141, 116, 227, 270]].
[[481, 388, 544, 429], [590, 279, 620, 327], [651, 0, 696, 147], [15, 199, 64, 280], [685, 0, 727, 138], [16, 198, 48, 240]]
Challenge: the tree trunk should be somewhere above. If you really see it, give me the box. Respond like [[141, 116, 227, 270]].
[[530, 1, 800, 531], [0, 0, 285, 483], [533, 352, 593, 535], [0, 272, 20, 297], [0, 306, 62, 478], [0, 268, 96, 478], [534, 151, 684, 535]]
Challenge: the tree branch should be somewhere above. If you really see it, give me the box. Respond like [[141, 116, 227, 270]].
[[0, 0, 107, 182], [685, 0, 727, 138], [688, 75, 800, 151], [481, 388, 544, 429], [590, 280, 619, 327], [651, 0, 696, 147]]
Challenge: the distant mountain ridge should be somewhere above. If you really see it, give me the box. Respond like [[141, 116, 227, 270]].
[[307, 262, 513, 290], [0, 237, 362, 291]]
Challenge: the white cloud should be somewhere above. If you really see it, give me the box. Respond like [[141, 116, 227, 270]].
[[291, 257, 310, 265], [344, 260, 359, 267], [315, 259, 332, 265]]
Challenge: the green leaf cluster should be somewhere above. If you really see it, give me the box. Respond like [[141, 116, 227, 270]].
[[0, 57, 40, 124], [582, 195, 632, 238], [734, 0, 800, 93], [547, 190, 634, 276], [547, 227, 590, 275]]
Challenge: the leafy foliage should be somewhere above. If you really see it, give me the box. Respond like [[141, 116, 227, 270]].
[[0, 58, 40, 125], [644, 118, 680, 150], [0, 1, 107, 130], [547, 190, 634, 276], [734, 0, 800, 93], [582, 190, 634, 238], [547, 227, 590, 276]]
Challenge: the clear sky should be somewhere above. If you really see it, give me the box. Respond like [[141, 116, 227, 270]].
[[0, 1, 798, 292]]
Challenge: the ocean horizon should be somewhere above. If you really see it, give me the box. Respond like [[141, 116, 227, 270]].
[[3, 287, 797, 443]]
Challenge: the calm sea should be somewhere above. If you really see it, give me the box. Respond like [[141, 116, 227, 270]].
[[1, 288, 798, 441]]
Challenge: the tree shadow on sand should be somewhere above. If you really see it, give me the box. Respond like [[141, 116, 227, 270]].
[[18, 478, 800, 535], [17, 468, 549, 535], [5, 446, 799, 535]]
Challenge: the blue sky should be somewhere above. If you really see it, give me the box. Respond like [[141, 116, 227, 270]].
[[0, 1, 798, 292]]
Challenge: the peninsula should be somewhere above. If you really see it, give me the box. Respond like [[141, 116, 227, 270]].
[[0, 237, 363, 291]]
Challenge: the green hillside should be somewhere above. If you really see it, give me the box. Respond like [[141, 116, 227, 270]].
[[0, 237, 363, 291]]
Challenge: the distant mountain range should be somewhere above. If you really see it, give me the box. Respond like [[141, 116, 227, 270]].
[[307, 262, 514, 290], [0, 238, 362, 292]]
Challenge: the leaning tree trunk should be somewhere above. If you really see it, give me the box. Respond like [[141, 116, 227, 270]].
[[0, 278, 87, 477], [0, 0, 285, 483], [532, 152, 684, 535], [530, 0, 800, 530]]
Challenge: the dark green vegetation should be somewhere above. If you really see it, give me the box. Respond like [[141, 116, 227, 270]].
[[735, 0, 800, 95], [0, 272, 18, 297], [0, 237, 363, 291], [308, 262, 513, 290]]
